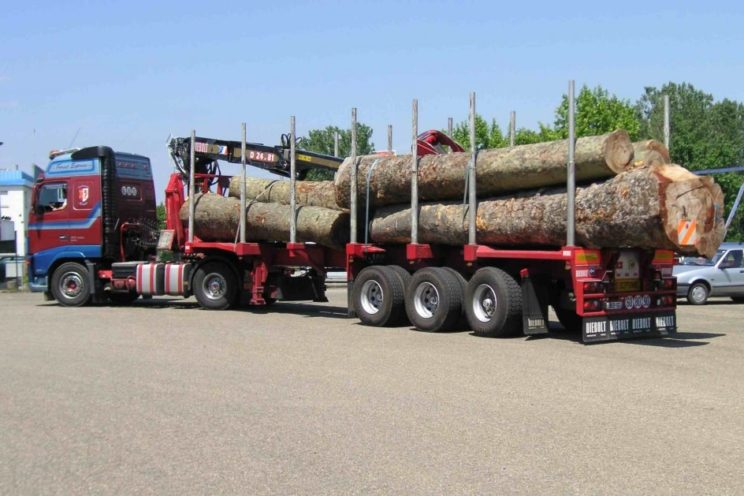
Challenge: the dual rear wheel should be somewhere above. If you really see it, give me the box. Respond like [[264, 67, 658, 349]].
[[353, 265, 523, 336]]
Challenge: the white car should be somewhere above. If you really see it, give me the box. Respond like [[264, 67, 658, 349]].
[[674, 242, 744, 304]]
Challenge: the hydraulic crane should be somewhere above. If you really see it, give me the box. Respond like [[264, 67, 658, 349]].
[[167, 130, 464, 180]]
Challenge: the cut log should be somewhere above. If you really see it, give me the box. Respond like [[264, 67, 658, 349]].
[[180, 193, 349, 249], [632, 140, 670, 167], [368, 164, 725, 258], [335, 131, 634, 208], [227, 176, 341, 211]]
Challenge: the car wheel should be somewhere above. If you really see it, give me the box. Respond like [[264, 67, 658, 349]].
[[687, 282, 709, 305]]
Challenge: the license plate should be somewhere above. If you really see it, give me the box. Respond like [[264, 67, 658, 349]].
[[605, 301, 623, 310]]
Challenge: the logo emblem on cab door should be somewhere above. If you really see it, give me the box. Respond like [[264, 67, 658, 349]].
[[78, 186, 89, 205]]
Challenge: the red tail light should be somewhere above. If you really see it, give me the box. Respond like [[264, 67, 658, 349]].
[[583, 299, 602, 311], [583, 281, 603, 294]]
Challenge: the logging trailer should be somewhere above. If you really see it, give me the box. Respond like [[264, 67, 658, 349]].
[[27, 94, 678, 344]]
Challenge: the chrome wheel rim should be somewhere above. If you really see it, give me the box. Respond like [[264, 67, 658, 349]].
[[60, 272, 83, 298], [690, 285, 707, 303], [202, 273, 227, 301], [414, 282, 439, 319], [360, 280, 383, 315], [473, 284, 497, 323]]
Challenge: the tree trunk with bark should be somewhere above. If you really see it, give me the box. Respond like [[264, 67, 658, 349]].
[[227, 177, 341, 210], [180, 193, 349, 249], [335, 131, 634, 208], [368, 164, 725, 258], [632, 140, 670, 167]]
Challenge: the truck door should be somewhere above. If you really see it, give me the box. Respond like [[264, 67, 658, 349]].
[[28, 181, 71, 253]]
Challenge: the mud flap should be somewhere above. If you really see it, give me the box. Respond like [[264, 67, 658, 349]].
[[520, 270, 549, 336], [582, 312, 677, 343], [86, 261, 106, 304]]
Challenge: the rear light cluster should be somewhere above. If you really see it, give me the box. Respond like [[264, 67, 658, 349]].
[[583, 299, 602, 311], [652, 271, 676, 290], [582, 281, 605, 294], [657, 295, 675, 306]]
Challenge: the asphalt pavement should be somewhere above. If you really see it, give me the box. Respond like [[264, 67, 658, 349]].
[[1, 290, 743, 495]]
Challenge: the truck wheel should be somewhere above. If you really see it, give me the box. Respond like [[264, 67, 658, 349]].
[[193, 262, 237, 310], [405, 267, 463, 332], [51, 262, 91, 307], [386, 265, 411, 291], [464, 267, 522, 337], [353, 266, 405, 326], [441, 267, 468, 329], [109, 293, 139, 305], [687, 282, 709, 305]]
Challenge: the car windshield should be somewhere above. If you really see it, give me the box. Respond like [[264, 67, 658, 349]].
[[679, 250, 725, 266]]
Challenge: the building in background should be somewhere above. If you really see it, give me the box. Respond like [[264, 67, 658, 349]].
[[0, 169, 33, 257]]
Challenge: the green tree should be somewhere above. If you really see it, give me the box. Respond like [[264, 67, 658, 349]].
[[156, 203, 166, 230], [451, 115, 507, 150], [298, 124, 375, 180], [636, 82, 714, 167], [552, 85, 641, 140]]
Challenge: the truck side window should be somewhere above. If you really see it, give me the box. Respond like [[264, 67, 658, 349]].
[[38, 183, 68, 212]]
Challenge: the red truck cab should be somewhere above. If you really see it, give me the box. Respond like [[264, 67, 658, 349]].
[[28, 146, 158, 302]]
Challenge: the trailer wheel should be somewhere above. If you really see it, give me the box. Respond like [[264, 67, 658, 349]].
[[193, 262, 237, 310], [464, 267, 522, 337], [405, 267, 463, 332], [441, 267, 468, 329], [353, 266, 405, 326], [386, 265, 411, 291], [51, 262, 91, 307]]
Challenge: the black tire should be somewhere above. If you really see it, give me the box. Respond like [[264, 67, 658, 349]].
[[731, 296, 744, 303], [464, 267, 522, 337], [51, 262, 91, 307], [441, 267, 468, 329], [193, 262, 238, 310], [353, 266, 405, 326], [687, 282, 709, 305], [386, 265, 412, 291], [109, 292, 139, 305], [405, 267, 463, 332]]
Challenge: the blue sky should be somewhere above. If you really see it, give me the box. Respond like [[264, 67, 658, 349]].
[[2, 1, 743, 201]]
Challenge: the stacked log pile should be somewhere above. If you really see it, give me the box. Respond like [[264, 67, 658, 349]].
[[184, 131, 724, 257], [180, 193, 349, 249], [227, 176, 340, 210]]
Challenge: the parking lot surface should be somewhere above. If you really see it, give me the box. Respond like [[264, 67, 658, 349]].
[[1, 290, 743, 495]]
